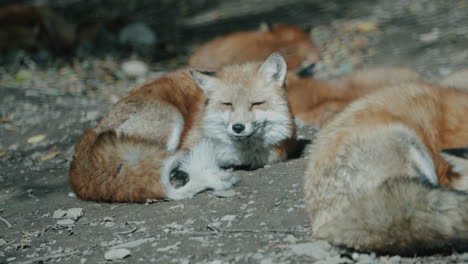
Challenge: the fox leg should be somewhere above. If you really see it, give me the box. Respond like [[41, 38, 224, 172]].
[[163, 139, 239, 200]]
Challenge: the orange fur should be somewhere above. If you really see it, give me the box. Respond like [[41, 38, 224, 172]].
[[287, 67, 422, 126], [70, 71, 204, 202], [70, 54, 297, 202], [304, 82, 468, 253], [189, 24, 321, 71]]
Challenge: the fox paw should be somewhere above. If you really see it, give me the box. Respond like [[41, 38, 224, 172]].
[[210, 171, 239, 191]]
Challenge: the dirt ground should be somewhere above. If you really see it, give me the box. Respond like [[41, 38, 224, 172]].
[[1, 0, 468, 263]]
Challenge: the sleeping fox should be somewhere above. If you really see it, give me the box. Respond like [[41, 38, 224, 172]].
[[70, 53, 296, 202], [189, 23, 321, 77], [287, 67, 422, 126], [304, 71, 468, 254]]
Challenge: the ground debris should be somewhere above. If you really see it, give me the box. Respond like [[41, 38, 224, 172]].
[[111, 238, 155, 249], [104, 248, 131, 261], [66, 208, 84, 221], [57, 219, 75, 226], [52, 209, 67, 219], [18, 250, 81, 264], [0, 216, 13, 228]]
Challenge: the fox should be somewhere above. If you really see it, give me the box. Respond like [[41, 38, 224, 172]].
[[287, 67, 422, 126], [70, 52, 296, 202], [303, 79, 468, 254], [189, 23, 321, 77]]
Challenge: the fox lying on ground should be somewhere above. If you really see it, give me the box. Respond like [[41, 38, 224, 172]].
[[70, 53, 296, 202], [189, 24, 321, 77], [304, 73, 468, 254], [287, 67, 422, 126]]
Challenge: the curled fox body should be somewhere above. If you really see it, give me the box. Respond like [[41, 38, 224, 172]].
[[70, 53, 296, 202], [189, 24, 321, 76], [287, 67, 422, 126], [304, 80, 468, 254]]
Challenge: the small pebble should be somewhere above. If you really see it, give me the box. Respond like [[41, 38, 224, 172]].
[[121, 60, 148, 78], [389, 255, 401, 263], [104, 248, 131, 260], [66, 208, 84, 221], [53, 209, 67, 219], [220, 215, 236, 222], [57, 219, 75, 226], [103, 216, 114, 222]]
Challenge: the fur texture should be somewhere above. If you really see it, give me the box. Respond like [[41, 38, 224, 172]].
[[287, 67, 422, 126], [70, 53, 296, 202], [189, 24, 321, 74], [304, 82, 468, 254]]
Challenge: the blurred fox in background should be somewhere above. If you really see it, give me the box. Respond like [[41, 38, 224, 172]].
[[189, 23, 321, 77], [287, 67, 422, 126]]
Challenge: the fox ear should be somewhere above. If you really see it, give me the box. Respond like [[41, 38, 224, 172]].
[[190, 70, 217, 94], [259, 52, 287, 86]]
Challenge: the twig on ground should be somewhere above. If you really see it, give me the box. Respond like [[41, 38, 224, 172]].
[[115, 227, 138, 235], [174, 228, 308, 236], [18, 251, 81, 264], [0, 216, 12, 229]]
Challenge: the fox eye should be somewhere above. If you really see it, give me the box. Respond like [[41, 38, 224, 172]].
[[221, 102, 232, 106], [251, 101, 265, 107]]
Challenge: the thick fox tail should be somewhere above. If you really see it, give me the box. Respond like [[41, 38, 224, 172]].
[[69, 130, 171, 202], [316, 178, 468, 255]]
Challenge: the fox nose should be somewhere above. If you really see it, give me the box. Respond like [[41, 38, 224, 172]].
[[232, 124, 245, 134]]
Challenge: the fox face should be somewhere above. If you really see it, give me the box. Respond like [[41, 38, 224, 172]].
[[191, 52, 294, 147]]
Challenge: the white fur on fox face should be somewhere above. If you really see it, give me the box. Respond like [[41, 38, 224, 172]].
[[253, 105, 292, 145], [202, 101, 291, 146]]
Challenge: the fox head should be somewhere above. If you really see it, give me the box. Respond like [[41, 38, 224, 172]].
[[190, 52, 294, 146], [261, 24, 321, 77]]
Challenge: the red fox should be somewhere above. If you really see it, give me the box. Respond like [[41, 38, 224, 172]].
[[287, 67, 422, 126], [303, 78, 468, 254], [70, 53, 296, 202], [189, 24, 321, 77]]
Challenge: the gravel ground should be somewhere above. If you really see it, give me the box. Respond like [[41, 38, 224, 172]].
[[1, 0, 468, 263]]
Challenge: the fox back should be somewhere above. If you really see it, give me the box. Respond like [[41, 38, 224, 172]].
[[304, 82, 468, 254], [189, 24, 321, 74], [287, 67, 422, 126]]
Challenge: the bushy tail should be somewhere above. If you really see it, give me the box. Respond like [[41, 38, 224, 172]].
[[69, 130, 170, 202], [317, 178, 468, 255]]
